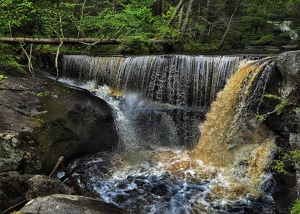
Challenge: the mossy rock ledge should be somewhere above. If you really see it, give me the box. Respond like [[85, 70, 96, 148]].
[[0, 73, 118, 211]]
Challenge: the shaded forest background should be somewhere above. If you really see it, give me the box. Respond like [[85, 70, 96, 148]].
[[0, 0, 300, 73]]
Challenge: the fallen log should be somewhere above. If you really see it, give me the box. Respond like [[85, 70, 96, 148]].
[[0, 37, 173, 45], [0, 37, 119, 44]]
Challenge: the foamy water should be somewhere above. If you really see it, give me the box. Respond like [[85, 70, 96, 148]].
[[57, 77, 277, 213]]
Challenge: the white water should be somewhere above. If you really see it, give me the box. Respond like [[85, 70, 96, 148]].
[[58, 77, 276, 214], [273, 21, 298, 40], [61, 55, 250, 147]]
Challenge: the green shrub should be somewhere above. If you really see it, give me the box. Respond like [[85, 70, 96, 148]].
[[271, 149, 300, 176], [0, 74, 7, 80], [291, 198, 300, 214], [0, 54, 25, 73], [250, 34, 274, 45]]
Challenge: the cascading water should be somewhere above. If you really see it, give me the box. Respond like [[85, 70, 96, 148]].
[[61, 55, 247, 147], [58, 55, 278, 213]]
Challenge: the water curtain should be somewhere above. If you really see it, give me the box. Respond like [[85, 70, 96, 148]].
[[61, 55, 244, 109]]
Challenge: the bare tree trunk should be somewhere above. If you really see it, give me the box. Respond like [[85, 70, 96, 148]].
[[201, 0, 211, 43], [55, 14, 64, 83], [168, 0, 187, 26], [5, 5, 13, 37], [77, 0, 87, 38], [181, 0, 195, 33], [20, 43, 34, 77], [178, 4, 185, 31], [217, 0, 242, 50]]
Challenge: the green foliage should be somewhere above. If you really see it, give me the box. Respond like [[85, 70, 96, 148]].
[[271, 148, 300, 176], [153, 7, 180, 39], [0, 0, 37, 36], [291, 199, 300, 214], [37, 91, 50, 97], [255, 114, 266, 122], [0, 74, 7, 80], [271, 159, 291, 175], [264, 93, 292, 115], [275, 100, 292, 115], [0, 0, 298, 53], [250, 34, 275, 45], [0, 54, 24, 73], [264, 94, 282, 100], [255, 94, 295, 123], [83, 0, 156, 39]]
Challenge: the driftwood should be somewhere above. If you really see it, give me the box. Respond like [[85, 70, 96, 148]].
[[49, 156, 86, 196], [1, 200, 28, 214], [1, 156, 84, 214]]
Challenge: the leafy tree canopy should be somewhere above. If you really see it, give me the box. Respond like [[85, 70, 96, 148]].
[[0, 0, 299, 52]]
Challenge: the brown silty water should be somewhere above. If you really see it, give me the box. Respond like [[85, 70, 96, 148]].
[[153, 58, 277, 201], [60, 55, 278, 213]]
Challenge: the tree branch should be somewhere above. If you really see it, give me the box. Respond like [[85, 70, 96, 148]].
[[19, 43, 34, 77]]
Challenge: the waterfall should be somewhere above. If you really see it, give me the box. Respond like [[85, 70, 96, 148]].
[[190, 57, 277, 185], [61, 55, 246, 109], [61, 54, 248, 147], [59, 55, 278, 213], [272, 21, 299, 40]]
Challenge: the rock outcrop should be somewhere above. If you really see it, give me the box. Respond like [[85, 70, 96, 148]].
[[0, 73, 119, 211], [276, 51, 300, 202], [276, 50, 300, 134]]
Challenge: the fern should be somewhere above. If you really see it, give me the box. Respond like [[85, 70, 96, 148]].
[[291, 199, 300, 214]]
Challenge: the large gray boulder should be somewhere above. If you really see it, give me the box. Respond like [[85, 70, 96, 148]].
[[276, 50, 300, 98], [276, 50, 300, 133], [17, 194, 130, 214], [0, 73, 119, 211], [0, 74, 118, 173]]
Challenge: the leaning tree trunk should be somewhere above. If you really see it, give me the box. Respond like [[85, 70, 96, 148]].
[[217, 0, 242, 50], [178, 4, 185, 31], [77, 0, 87, 38], [168, 0, 187, 26], [201, 0, 211, 43], [181, 0, 195, 33]]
